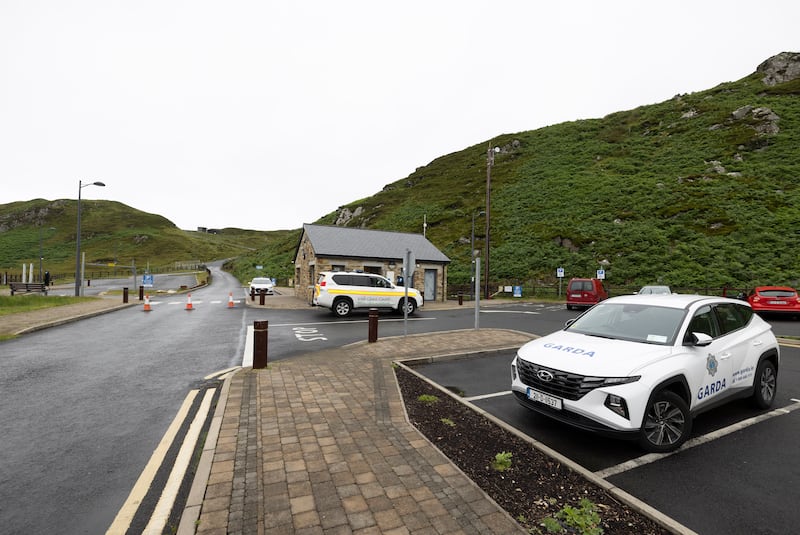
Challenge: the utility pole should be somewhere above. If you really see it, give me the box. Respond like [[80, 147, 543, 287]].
[[485, 145, 499, 300]]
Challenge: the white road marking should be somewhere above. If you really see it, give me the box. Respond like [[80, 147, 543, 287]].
[[267, 317, 435, 328], [465, 391, 513, 402], [481, 310, 541, 315], [143, 389, 216, 534], [106, 390, 199, 534], [595, 400, 800, 479]]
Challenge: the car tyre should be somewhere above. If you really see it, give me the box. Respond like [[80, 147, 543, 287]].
[[752, 359, 777, 409], [638, 390, 692, 453], [398, 298, 416, 315], [332, 298, 353, 317]]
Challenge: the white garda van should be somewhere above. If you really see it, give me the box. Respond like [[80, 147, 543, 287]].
[[313, 271, 423, 317]]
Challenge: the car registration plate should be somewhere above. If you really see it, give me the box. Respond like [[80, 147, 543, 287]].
[[769, 300, 787, 305], [527, 388, 563, 410]]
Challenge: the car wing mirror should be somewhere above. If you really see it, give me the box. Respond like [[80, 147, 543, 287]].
[[564, 319, 576, 329], [691, 332, 713, 347]]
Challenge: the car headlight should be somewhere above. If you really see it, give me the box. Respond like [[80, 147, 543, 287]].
[[586, 375, 641, 386]]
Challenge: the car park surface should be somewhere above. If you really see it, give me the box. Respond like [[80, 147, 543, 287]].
[[410, 341, 800, 535]]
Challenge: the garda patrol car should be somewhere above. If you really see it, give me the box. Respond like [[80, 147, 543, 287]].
[[511, 294, 780, 452], [313, 271, 423, 317]]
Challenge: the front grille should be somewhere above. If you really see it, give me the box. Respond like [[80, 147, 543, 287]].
[[516, 359, 605, 401]]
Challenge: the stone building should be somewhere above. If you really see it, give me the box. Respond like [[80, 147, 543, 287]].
[[294, 224, 450, 303]]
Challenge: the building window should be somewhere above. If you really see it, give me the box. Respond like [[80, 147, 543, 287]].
[[332, 264, 345, 272]]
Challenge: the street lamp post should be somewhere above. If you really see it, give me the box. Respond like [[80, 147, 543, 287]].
[[484, 145, 499, 300], [75, 180, 106, 296], [471, 210, 485, 300]]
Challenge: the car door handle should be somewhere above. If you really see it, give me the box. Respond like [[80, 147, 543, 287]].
[[719, 352, 731, 360], [753, 340, 763, 347]]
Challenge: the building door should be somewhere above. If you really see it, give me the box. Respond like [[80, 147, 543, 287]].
[[424, 269, 437, 302]]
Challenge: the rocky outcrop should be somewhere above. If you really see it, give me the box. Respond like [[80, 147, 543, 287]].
[[757, 52, 800, 86]]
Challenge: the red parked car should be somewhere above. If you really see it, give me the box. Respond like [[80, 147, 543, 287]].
[[747, 286, 800, 314], [566, 278, 608, 310]]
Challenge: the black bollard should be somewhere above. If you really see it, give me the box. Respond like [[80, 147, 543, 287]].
[[253, 320, 268, 369], [368, 308, 378, 343]]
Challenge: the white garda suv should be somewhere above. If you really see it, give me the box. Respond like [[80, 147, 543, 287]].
[[511, 294, 780, 452], [313, 271, 423, 317]]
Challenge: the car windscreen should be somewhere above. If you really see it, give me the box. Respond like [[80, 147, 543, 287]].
[[758, 289, 796, 298], [252, 278, 271, 285], [566, 302, 686, 345]]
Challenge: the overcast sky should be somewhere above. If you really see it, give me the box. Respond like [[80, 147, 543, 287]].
[[1, 1, 797, 231]]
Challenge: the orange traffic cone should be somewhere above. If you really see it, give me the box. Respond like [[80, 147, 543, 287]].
[[227, 292, 235, 308], [143, 294, 151, 312], [185, 293, 194, 311]]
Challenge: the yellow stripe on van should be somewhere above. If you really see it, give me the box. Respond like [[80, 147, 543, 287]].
[[326, 289, 418, 297]]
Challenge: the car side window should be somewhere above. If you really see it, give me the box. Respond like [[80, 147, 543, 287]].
[[714, 303, 747, 335], [735, 304, 753, 324], [370, 277, 390, 288], [685, 305, 718, 342]]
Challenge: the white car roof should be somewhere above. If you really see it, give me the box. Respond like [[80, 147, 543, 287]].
[[600, 293, 748, 310]]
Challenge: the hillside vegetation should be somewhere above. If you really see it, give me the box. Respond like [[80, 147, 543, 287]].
[[0, 198, 289, 279], [280, 54, 800, 289], [5, 54, 800, 291]]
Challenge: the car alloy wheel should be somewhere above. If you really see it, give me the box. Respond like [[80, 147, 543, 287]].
[[752, 359, 777, 409], [333, 298, 352, 317], [639, 391, 691, 453], [399, 298, 416, 315]]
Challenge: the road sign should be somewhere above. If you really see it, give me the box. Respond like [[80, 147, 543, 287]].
[[142, 274, 154, 288], [557, 267, 565, 278], [597, 269, 606, 280]]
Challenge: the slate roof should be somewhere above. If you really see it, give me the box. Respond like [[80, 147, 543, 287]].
[[302, 224, 450, 263]]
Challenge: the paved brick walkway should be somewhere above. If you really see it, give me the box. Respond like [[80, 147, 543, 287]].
[[186, 330, 535, 535]]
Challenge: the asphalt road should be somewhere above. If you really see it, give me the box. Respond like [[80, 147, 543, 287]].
[[0, 265, 247, 534]]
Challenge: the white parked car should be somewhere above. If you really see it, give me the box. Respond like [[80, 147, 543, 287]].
[[249, 277, 274, 295], [313, 271, 423, 317], [637, 285, 672, 295], [511, 294, 779, 452]]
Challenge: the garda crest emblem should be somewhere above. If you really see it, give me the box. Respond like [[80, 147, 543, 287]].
[[706, 354, 718, 376]]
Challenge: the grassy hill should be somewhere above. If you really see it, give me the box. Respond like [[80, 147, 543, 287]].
[[233, 55, 800, 290], [6, 54, 800, 291], [0, 198, 291, 281]]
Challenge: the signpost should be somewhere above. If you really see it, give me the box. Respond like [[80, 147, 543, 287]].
[[402, 249, 415, 336], [557, 267, 565, 297]]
